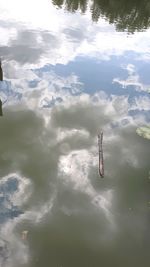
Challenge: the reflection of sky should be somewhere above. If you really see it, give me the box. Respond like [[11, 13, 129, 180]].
[[0, 0, 150, 266], [0, 1, 150, 112], [0, 176, 20, 224], [39, 53, 150, 97]]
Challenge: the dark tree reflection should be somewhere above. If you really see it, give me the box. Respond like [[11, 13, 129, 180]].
[[0, 60, 3, 116], [52, 0, 150, 33], [0, 99, 3, 116], [0, 60, 3, 81], [53, 0, 87, 12]]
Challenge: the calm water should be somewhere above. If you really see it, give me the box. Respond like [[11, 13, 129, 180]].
[[0, 0, 150, 266]]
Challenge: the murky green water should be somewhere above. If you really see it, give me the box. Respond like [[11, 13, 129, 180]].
[[0, 0, 150, 266]]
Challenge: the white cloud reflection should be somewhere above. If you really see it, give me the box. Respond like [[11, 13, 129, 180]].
[[0, 173, 31, 267], [0, 86, 149, 266], [0, 1, 150, 266], [0, 0, 150, 67], [113, 64, 150, 92], [59, 149, 114, 226]]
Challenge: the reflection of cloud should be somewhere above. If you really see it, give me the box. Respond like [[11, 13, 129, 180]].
[[0, 173, 31, 209], [22, 71, 83, 109], [0, 40, 149, 267], [1, 61, 149, 123], [56, 128, 90, 142], [113, 64, 150, 92], [59, 149, 114, 224], [0, 173, 31, 267], [0, 2, 149, 266], [0, 2, 150, 67], [130, 96, 150, 111], [1, 222, 29, 267], [0, 62, 84, 109], [0, 29, 60, 65], [0, 89, 149, 266]]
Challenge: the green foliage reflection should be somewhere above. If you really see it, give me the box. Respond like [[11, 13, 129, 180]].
[[52, 0, 150, 33]]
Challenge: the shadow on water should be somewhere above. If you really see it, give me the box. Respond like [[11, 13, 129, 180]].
[[52, 0, 150, 33]]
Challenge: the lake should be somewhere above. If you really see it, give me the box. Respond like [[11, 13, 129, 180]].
[[0, 0, 150, 266]]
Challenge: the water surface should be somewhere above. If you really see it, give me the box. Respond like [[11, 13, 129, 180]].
[[0, 0, 150, 266]]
